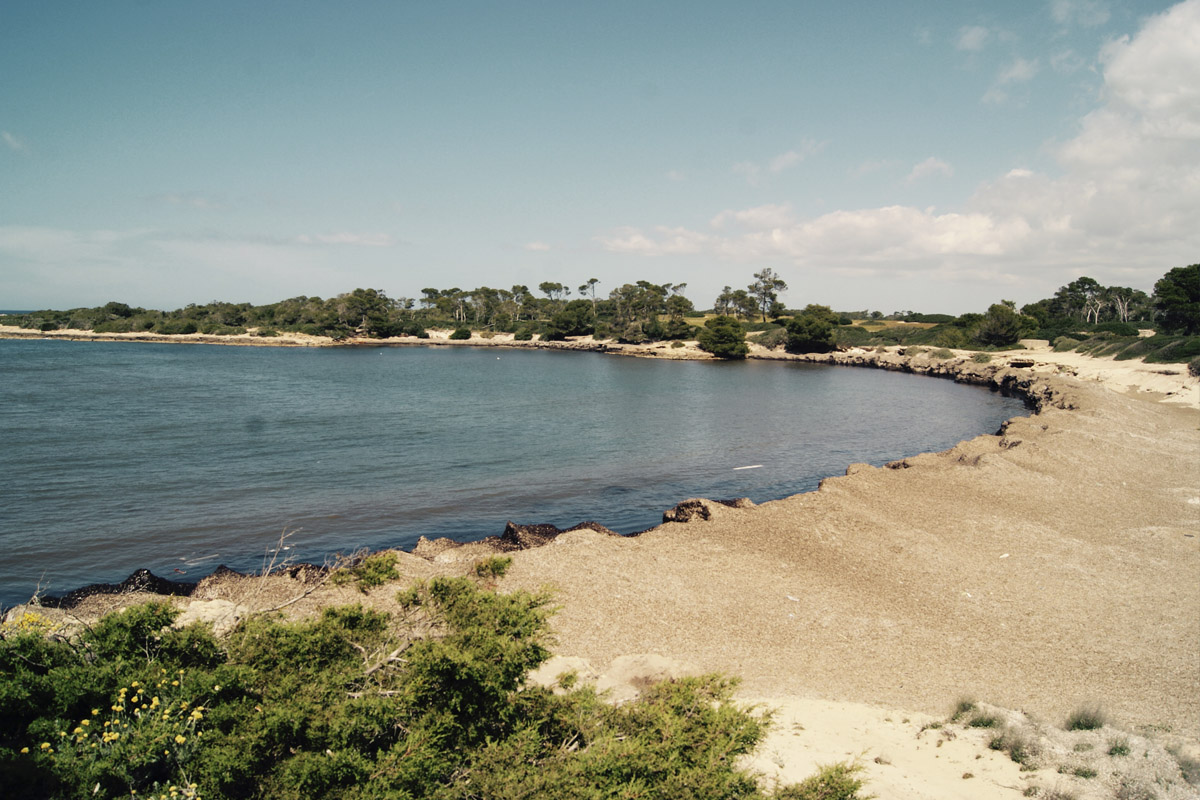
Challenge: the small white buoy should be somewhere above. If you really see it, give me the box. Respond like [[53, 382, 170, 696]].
[[733, 465, 763, 471]]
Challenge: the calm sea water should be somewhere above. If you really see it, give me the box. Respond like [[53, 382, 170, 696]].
[[0, 340, 1028, 607]]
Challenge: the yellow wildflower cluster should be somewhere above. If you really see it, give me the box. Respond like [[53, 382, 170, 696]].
[[33, 667, 212, 795], [0, 609, 61, 635], [139, 781, 201, 800]]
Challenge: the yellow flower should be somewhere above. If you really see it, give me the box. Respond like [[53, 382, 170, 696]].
[[81, 719, 90, 726], [91, 708, 100, 716], [73, 727, 83, 734], [131, 681, 140, 687], [171, 680, 179, 686], [130, 695, 140, 704], [20, 747, 29, 754], [40, 742, 50, 750], [174, 734, 187, 745]]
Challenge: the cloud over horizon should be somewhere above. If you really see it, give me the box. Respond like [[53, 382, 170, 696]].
[[597, 0, 1200, 305]]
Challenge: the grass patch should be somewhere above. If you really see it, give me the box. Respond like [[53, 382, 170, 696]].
[[968, 713, 1002, 728], [971, 352, 992, 363], [950, 697, 976, 722], [1064, 704, 1106, 731], [1108, 737, 1131, 757], [989, 726, 1039, 765], [329, 550, 400, 592]]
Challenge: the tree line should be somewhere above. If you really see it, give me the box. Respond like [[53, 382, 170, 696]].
[[3, 265, 1195, 359]]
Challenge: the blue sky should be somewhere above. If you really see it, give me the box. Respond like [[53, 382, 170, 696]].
[[2, 0, 1197, 313]]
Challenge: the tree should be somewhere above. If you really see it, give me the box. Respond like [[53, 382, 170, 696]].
[[1153, 264, 1200, 334], [784, 305, 836, 353], [748, 268, 788, 322], [1051, 277, 1103, 322], [542, 300, 595, 340], [975, 300, 1025, 347], [696, 315, 748, 359], [578, 277, 599, 311]]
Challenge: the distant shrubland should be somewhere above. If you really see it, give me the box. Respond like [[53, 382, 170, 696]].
[[3, 264, 1196, 363]]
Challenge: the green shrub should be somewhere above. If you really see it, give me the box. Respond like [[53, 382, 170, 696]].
[[1052, 336, 1081, 352], [950, 697, 977, 721], [1189, 356, 1200, 377], [989, 726, 1038, 765], [785, 306, 836, 354], [972, 352, 992, 363], [253, 327, 279, 337], [1093, 321, 1139, 337], [931, 348, 955, 360], [2, 580, 848, 799], [93, 319, 135, 333], [969, 713, 1001, 728], [1064, 704, 1106, 731], [756, 327, 789, 350], [513, 327, 534, 341], [330, 551, 400, 592], [1107, 737, 1131, 756], [697, 316, 748, 359], [157, 320, 199, 335], [449, 327, 472, 340], [775, 762, 871, 800]]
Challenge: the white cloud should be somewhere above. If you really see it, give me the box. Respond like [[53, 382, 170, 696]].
[[906, 157, 955, 183], [711, 204, 795, 230], [1050, 0, 1110, 28], [595, 1, 1200, 303], [956, 25, 990, 51], [983, 57, 1040, 103], [2, 130, 28, 153], [665, 169, 686, 182], [524, 241, 551, 251], [295, 232, 395, 247], [734, 142, 825, 185], [151, 192, 227, 211], [732, 161, 762, 186]]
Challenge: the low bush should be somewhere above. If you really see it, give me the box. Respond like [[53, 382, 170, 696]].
[[1052, 336, 1081, 352], [0, 578, 865, 799], [971, 352, 992, 363], [513, 327, 534, 341], [775, 762, 869, 800], [1190, 356, 1200, 377], [1064, 704, 1106, 731], [449, 327, 472, 340], [157, 320, 199, 335], [931, 348, 955, 360], [329, 551, 400, 593]]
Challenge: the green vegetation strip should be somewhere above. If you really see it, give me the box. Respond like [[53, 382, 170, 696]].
[[1, 569, 867, 800]]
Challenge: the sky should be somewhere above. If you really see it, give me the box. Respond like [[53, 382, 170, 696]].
[[1, 1, 1198, 314]]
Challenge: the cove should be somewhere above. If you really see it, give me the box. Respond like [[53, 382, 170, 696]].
[[0, 340, 1029, 607]]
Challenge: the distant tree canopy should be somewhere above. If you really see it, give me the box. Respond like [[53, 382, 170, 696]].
[[1153, 264, 1199, 335], [5, 265, 1195, 360], [697, 316, 749, 359], [784, 305, 837, 354]]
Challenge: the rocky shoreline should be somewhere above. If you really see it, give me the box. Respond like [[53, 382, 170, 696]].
[[15, 350, 1067, 612]]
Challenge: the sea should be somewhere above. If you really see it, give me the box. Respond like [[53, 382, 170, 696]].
[[0, 339, 1029, 607]]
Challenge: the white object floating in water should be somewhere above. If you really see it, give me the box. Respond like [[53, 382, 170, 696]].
[[733, 464, 763, 470]]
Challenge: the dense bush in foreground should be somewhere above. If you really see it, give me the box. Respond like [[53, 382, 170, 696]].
[[0, 573, 859, 800]]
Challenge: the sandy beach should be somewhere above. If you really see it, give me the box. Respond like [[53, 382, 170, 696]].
[[6, 334, 1198, 798]]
